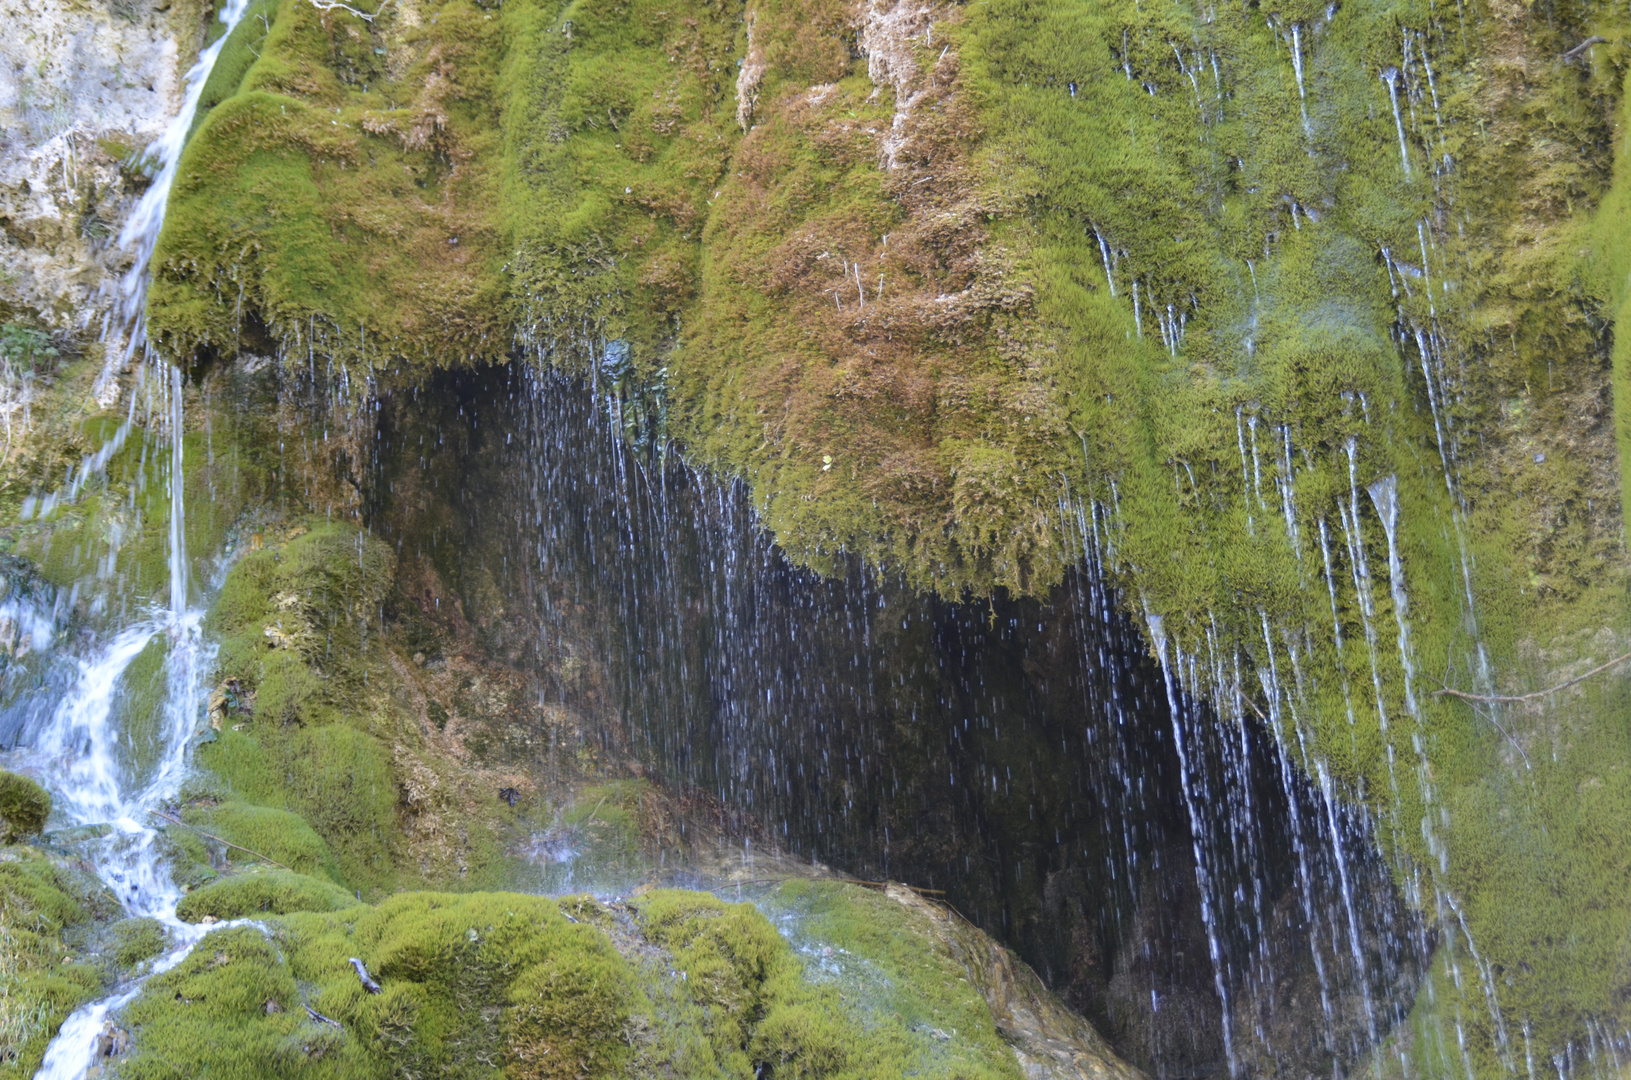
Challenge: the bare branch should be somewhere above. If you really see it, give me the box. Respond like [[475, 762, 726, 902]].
[[305, 0, 392, 22], [1562, 35, 1606, 61], [149, 808, 293, 872], [1432, 649, 1631, 705]]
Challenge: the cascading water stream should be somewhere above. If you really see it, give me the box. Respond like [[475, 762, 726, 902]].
[[17, 0, 254, 1070], [99, 0, 253, 395], [25, 368, 217, 1080]]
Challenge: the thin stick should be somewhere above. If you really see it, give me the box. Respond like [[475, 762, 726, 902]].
[[304, 1004, 342, 1028], [1431, 650, 1631, 704], [716, 875, 945, 896], [306, 0, 392, 21], [1428, 672, 1532, 770], [1561, 35, 1606, 61], [148, 809, 293, 872]]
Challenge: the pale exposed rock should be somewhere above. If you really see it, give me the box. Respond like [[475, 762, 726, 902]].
[[734, 4, 763, 131], [0, 0, 190, 329]]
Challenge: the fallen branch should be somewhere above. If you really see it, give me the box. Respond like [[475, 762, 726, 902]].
[[1562, 35, 1606, 61], [349, 957, 381, 994], [304, 1004, 342, 1028], [306, 0, 392, 21], [1429, 674, 1532, 771], [147, 809, 293, 872], [1432, 649, 1631, 705]]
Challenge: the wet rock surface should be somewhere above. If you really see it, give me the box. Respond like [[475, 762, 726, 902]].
[[0, 0, 198, 329], [882, 884, 1147, 1080]]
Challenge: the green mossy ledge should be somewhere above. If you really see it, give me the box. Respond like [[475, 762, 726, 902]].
[[149, 0, 1631, 1070], [112, 883, 1027, 1080]]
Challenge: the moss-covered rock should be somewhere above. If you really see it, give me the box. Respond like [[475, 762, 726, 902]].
[[175, 870, 358, 922], [180, 801, 346, 883], [112, 881, 1070, 1079], [108, 917, 171, 969], [0, 845, 119, 1073], [133, 0, 1631, 1069], [0, 773, 50, 843]]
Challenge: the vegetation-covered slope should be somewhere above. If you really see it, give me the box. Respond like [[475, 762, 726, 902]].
[[119, 0, 1631, 1071]]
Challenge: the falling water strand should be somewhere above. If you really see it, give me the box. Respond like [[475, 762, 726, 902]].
[[1146, 615, 1240, 1078], [28, 0, 255, 1064], [1290, 23, 1310, 133], [99, 0, 255, 394], [1381, 68, 1412, 179], [30, 372, 217, 1080]]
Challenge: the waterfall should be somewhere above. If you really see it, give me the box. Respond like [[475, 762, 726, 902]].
[[27, 368, 216, 1080], [363, 366, 1428, 1078], [17, 0, 254, 1069], [99, 0, 254, 399]]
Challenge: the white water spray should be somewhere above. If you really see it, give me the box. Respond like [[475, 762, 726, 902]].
[[24, 0, 255, 1065], [1380, 68, 1412, 180], [98, 0, 255, 398]]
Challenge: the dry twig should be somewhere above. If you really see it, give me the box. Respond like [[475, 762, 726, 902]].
[[148, 808, 293, 872], [304, 1004, 342, 1028], [1432, 650, 1631, 705], [1562, 35, 1606, 61], [305, 0, 392, 21]]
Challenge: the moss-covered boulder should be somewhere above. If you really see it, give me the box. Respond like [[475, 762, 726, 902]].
[[113, 882, 1112, 1079], [176, 870, 358, 922], [0, 771, 51, 842]]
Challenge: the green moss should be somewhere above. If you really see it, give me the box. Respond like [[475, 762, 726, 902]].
[[112, 882, 1037, 1078], [202, 725, 397, 891], [176, 870, 358, 922], [749, 881, 1021, 1080], [504, 945, 632, 1080], [195, 520, 407, 891], [0, 846, 116, 1073], [181, 801, 346, 884], [149, 0, 515, 373], [203, 520, 393, 709], [187, 0, 282, 144], [636, 890, 784, 1052], [0, 774, 50, 843], [108, 917, 171, 969], [1582, 55, 1631, 533], [118, 924, 373, 1080]]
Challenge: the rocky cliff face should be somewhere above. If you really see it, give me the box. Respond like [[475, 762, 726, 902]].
[[0, 0, 203, 330], [5, 0, 1631, 1075]]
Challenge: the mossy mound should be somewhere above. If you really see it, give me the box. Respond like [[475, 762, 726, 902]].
[[113, 883, 1033, 1079], [179, 801, 346, 884], [0, 772, 50, 843], [197, 519, 406, 892], [194, 516, 532, 897], [108, 917, 171, 969], [0, 845, 119, 1072], [175, 870, 358, 922]]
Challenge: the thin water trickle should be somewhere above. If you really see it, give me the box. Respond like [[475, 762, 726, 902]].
[[1290, 23, 1310, 134], [21, 0, 256, 1063], [99, 0, 255, 397], [1147, 613, 1240, 1078], [1381, 68, 1412, 179], [27, 366, 216, 1080]]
